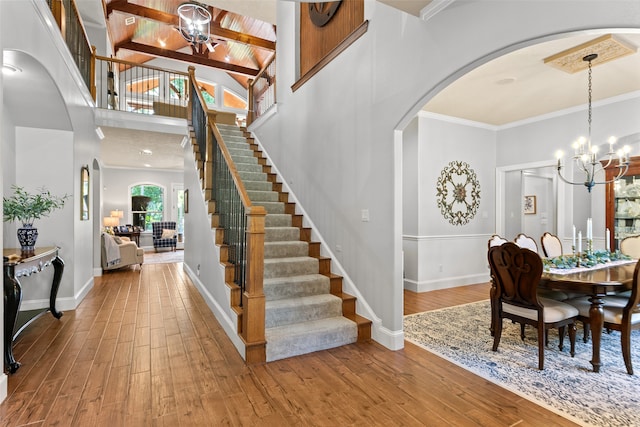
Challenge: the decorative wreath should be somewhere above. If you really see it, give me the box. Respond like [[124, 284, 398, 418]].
[[436, 161, 481, 226]]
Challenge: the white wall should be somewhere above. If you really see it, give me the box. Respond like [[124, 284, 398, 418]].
[[101, 167, 183, 248], [403, 113, 496, 292], [498, 95, 640, 249], [248, 0, 640, 348], [2, 0, 100, 356]]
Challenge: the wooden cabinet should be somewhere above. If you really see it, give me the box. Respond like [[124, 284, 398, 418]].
[[606, 156, 640, 251]]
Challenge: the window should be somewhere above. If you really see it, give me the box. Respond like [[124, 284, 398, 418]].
[[131, 184, 164, 231]]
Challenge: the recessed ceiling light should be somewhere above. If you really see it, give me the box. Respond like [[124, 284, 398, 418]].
[[158, 39, 166, 48], [2, 64, 22, 75], [143, 163, 151, 168], [140, 149, 153, 155]]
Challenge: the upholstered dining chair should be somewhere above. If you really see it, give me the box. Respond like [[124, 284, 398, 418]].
[[565, 259, 640, 375], [514, 233, 538, 254], [541, 232, 563, 258], [488, 234, 508, 249], [620, 235, 640, 259], [488, 242, 578, 370], [152, 221, 177, 252]]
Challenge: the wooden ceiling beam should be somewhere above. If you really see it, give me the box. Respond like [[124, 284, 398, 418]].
[[107, 1, 275, 51], [115, 40, 260, 77]]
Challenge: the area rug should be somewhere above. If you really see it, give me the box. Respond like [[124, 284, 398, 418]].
[[404, 301, 640, 427], [143, 249, 184, 264]]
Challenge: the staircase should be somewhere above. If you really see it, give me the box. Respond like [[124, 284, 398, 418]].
[[213, 123, 371, 361]]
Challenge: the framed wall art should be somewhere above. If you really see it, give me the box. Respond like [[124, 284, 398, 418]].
[[524, 195, 537, 215], [80, 165, 90, 220]]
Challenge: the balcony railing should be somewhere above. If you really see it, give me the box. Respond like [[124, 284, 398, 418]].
[[247, 55, 276, 125], [95, 56, 189, 119], [48, 0, 93, 92]]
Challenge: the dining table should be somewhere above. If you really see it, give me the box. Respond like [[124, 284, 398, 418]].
[[539, 259, 637, 373]]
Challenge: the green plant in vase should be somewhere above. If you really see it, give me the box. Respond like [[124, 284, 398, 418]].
[[3, 185, 69, 254]]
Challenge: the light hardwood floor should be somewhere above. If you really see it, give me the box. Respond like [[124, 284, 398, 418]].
[[0, 263, 578, 426]]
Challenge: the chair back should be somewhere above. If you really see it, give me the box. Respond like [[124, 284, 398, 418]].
[[627, 259, 640, 313], [541, 232, 563, 258], [621, 235, 640, 259], [488, 234, 508, 249], [514, 233, 538, 254], [488, 242, 542, 310], [152, 221, 177, 238]]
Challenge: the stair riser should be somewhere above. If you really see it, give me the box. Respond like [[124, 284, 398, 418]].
[[265, 320, 357, 362], [264, 258, 318, 278], [264, 276, 330, 300], [265, 227, 300, 242], [264, 242, 309, 258], [235, 163, 264, 173], [247, 191, 280, 202], [254, 202, 285, 214], [265, 298, 342, 328], [238, 171, 268, 182], [265, 214, 292, 227]]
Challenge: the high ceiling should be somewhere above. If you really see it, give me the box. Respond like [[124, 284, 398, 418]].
[[72, 2, 640, 169]]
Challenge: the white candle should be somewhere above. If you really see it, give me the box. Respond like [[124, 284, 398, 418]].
[[572, 225, 576, 248], [606, 228, 611, 252], [578, 231, 582, 254]]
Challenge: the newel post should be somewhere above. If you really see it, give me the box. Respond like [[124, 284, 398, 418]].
[[242, 205, 266, 363]]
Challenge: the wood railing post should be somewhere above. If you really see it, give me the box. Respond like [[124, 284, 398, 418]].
[[242, 205, 266, 363], [247, 78, 255, 126], [203, 113, 215, 198], [90, 46, 97, 101], [51, 0, 65, 38]]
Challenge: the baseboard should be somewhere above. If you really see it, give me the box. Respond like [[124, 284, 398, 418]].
[[0, 373, 7, 405], [20, 277, 94, 312], [182, 264, 246, 359], [404, 273, 490, 293], [372, 321, 404, 350]]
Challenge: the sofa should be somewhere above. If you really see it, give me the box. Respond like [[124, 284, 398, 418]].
[[101, 233, 144, 271]]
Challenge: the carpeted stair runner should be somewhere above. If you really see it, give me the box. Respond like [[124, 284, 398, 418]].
[[216, 123, 357, 362]]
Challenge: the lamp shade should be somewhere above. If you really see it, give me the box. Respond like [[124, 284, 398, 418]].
[[103, 216, 119, 227], [110, 209, 124, 218]]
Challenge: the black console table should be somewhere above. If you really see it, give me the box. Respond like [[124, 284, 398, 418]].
[[3, 247, 64, 373]]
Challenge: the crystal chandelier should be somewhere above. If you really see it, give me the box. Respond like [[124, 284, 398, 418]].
[[177, 2, 215, 52], [555, 53, 631, 192]]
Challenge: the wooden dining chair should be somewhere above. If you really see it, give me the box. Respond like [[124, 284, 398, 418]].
[[487, 234, 509, 337], [514, 233, 539, 254], [488, 242, 578, 370], [541, 232, 563, 258], [565, 259, 640, 375]]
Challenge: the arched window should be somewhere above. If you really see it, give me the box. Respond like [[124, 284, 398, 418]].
[[130, 184, 164, 231]]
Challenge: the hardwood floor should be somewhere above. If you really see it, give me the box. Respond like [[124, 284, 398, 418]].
[[0, 264, 578, 426]]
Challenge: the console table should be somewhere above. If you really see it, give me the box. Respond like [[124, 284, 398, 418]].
[[3, 246, 64, 373]]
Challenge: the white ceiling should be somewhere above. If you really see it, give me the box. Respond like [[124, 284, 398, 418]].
[[423, 32, 640, 126]]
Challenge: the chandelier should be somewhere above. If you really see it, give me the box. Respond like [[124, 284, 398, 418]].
[[177, 2, 215, 52], [555, 53, 631, 192]]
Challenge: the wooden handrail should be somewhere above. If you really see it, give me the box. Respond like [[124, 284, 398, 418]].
[[188, 66, 266, 363]]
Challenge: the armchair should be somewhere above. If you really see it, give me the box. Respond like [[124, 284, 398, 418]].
[[101, 233, 144, 271], [152, 221, 177, 252]]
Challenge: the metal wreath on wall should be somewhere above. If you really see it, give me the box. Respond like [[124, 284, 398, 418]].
[[436, 161, 481, 226], [309, 1, 343, 27]]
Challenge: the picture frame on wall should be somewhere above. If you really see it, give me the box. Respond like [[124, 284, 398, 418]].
[[524, 195, 537, 215], [80, 165, 90, 220]]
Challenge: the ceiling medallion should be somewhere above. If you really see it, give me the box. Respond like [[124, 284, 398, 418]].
[[309, 1, 342, 27], [436, 161, 481, 226]]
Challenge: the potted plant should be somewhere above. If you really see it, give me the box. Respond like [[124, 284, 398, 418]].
[[3, 185, 69, 253]]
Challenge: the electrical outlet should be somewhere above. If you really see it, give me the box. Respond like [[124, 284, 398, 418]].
[[361, 209, 370, 222]]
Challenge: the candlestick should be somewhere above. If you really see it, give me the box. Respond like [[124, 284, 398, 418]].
[[578, 231, 582, 254]]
